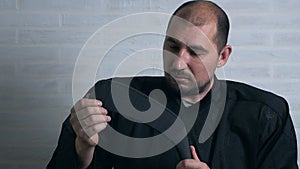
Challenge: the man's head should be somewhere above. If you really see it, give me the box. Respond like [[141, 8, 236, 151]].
[[171, 0, 230, 53], [163, 0, 232, 98]]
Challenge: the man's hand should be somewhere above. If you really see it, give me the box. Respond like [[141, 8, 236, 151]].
[[176, 146, 210, 169], [70, 93, 111, 169]]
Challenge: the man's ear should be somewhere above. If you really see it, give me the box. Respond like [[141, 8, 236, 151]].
[[217, 45, 232, 68]]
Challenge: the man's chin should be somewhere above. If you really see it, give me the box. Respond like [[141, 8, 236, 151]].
[[166, 75, 197, 93], [166, 76, 211, 97]]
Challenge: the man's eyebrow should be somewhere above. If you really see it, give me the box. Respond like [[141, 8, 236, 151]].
[[189, 45, 209, 53], [166, 37, 179, 43], [166, 37, 209, 53]]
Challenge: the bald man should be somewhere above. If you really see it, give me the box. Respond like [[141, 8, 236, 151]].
[[47, 1, 298, 169]]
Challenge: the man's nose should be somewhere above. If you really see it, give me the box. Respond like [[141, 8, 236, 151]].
[[172, 48, 189, 70]]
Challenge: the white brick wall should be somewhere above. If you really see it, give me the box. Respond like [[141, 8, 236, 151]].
[[0, 13, 60, 27], [0, 0, 16, 10], [0, 29, 16, 44], [0, 0, 299, 168], [19, 0, 86, 11]]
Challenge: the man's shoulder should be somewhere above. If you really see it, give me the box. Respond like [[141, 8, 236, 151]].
[[95, 76, 165, 87], [93, 76, 167, 101], [225, 80, 288, 115]]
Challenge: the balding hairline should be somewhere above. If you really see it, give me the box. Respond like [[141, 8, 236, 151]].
[[175, 2, 217, 26], [170, 0, 230, 53]]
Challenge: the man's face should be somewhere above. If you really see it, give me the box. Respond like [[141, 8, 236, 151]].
[[163, 17, 220, 96]]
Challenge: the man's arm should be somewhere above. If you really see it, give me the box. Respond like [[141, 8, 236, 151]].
[[47, 115, 83, 169], [71, 93, 111, 169], [47, 93, 112, 169], [257, 100, 298, 169]]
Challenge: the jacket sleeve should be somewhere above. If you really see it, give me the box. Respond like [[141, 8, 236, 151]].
[[47, 79, 116, 169], [47, 115, 82, 169], [257, 99, 298, 169], [46, 116, 112, 169]]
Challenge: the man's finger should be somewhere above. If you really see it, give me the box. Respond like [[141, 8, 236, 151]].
[[84, 122, 109, 137], [74, 99, 103, 112], [190, 145, 200, 161], [76, 106, 107, 120], [81, 114, 111, 128]]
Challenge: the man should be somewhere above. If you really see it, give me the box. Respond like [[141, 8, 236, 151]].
[[47, 1, 298, 169]]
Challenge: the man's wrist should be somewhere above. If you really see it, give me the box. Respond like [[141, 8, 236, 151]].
[[75, 138, 95, 169]]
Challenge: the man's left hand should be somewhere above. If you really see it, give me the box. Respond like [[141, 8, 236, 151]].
[[176, 146, 210, 169]]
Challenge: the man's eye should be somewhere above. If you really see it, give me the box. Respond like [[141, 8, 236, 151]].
[[168, 44, 179, 51], [189, 50, 201, 57], [189, 49, 205, 57], [170, 45, 178, 49]]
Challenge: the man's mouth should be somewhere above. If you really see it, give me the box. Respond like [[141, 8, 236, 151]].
[[172, 74, 190, 83]]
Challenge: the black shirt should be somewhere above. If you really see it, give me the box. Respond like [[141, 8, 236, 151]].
[[47, 76, 298, 169]]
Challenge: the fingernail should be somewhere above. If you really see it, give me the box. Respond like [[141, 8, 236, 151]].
[[106, 116, 111, 121]]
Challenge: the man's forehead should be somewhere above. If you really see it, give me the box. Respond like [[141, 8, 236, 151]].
[[166, 24, 215, 50], [165, 15, 218, 54], [166, 17, 213, 39], [167, 21, 204, 36]]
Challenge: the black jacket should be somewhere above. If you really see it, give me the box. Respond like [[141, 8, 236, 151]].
[[47, 76, 298, 169]]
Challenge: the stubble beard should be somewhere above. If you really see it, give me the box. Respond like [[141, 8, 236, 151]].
[[165, 73, 211, 97]]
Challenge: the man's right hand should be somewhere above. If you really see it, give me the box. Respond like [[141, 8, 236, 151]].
[[70, 93, 111, 169]]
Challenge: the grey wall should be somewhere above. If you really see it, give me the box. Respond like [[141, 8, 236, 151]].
[[0, 0, 299, 168]]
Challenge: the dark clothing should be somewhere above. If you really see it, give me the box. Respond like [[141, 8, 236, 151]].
[[47, 76, 298, 169]]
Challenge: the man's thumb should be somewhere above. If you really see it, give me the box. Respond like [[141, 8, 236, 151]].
[[190, 145, 200, 161]]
